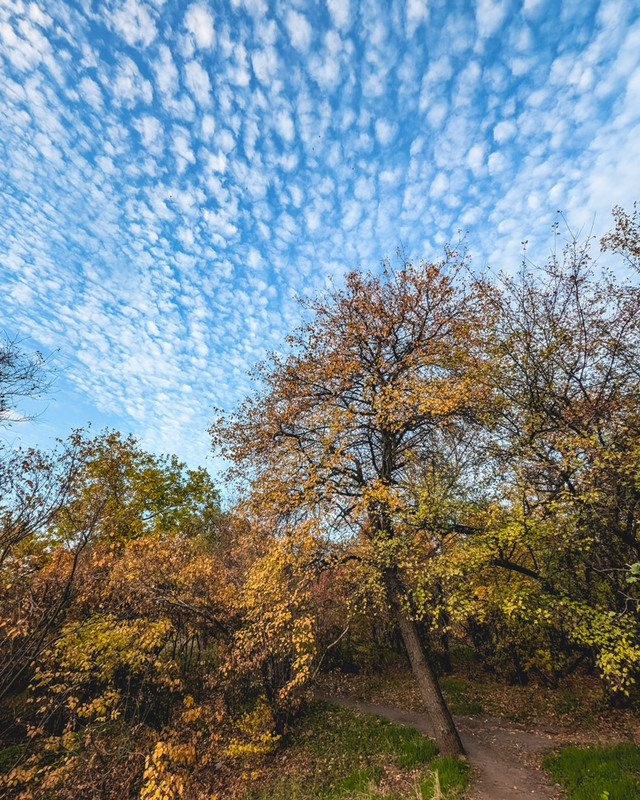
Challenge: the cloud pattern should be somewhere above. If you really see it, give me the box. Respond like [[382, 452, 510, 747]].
[[1, 0, 639, 466]]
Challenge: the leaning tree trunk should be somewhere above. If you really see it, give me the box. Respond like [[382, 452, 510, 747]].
[[385, 571, 464, 756]]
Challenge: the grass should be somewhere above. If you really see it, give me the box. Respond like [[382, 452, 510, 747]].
[[0, 743, 26, 774], [418, 757, 472, 799], [247, 701, 470, 800], [542, 742, 640, 800], [439, 679, 485, 716]]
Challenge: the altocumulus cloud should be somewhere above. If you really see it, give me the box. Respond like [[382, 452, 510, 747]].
[[1, 0, 639, 466]]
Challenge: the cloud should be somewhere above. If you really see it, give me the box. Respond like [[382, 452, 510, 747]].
[[493, 119, 516, 143], [134, 114, 163, 152], [152, 44, 180, 96], [231, 0, 268, 15], [111, 55, 154, 105], [184, 59, 212, 105], [184, 3, 215, 49], [466, 143, 485, 174], [476, 0, 508, 39], [327, 0, 350, 31], [285, 10, 312, 51], [0, 15, 51, 71], [523, 0, 546, 15], [275, 109, 295, 141], [406, 0, 429, 37], [487, 151, 508, 175], [0, 408, 29, 423], [79, 76, 104, 109], [111, 0, 157, 48], [430, 172, 448, 198], [374, 119, 397, 145], [251, 46, 279, 84]]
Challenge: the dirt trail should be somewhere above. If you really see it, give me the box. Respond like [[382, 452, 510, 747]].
[[316, 694, 564, 800]]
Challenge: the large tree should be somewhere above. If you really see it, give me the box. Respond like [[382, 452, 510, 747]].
[[211, 252, 489, 755]]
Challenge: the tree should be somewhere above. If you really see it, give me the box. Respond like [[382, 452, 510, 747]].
[[52, 428, 221, 545], [0, 428, 221, 702], [601, 201, 640, 272], [211, 251, 488, 755], [456, 218, 640, 693], [0, 335, 49, 426]]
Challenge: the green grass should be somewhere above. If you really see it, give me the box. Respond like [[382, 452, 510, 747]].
[[418, 756, 472, 800], [435, 756, 473, 795], [542, 742, 640, 800], [248, 702, 471, 800], [439, 678, 485, 716], [325, 766, 384, 796], [0, 743, 25, 774]]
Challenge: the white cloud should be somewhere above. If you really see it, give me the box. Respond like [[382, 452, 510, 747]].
[[0, 17, 49, 71], [171, 128, 196, 171], [227, 46, 251, 87], [231, 0, 268, 15], [488, 151, 508, 175], [374, 119, 397, 146], [111, 0, 157, 48], [327, 0, 350, 30], [28, 4, 53, 28], [134, 115, 163, 152], [184, 3, 215, 49], [206, 149, 227, 173], [305, 207, 321, 231], [286, 10, 312, 51], [252, 47, 279, 84], [217, 128, 236, 153], [466, 143, 485, 174], [493, 119, 516, 143], [111, 56, 153, 106], [152, 44, 179, 96], [79, 76, 104, 110], [430, 172, 448, 198], [275, 109, 295, 141], [201, 114, 216, 139], [184, 59, 212, 105], [362, 68, 386, 98], [476, 0, 508, 38], [354, 175, 374, 201], [342, 198, 362, 230], [406, 0, 429, 37], [523, 0, 546, 14], [427, 102, 447, 129], [309, 31, 348, 90]]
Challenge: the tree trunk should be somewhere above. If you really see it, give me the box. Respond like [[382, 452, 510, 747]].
[[385, 572, 464, 756]]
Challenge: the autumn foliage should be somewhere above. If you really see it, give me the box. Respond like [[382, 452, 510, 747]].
[[2, 205, 640, 795]]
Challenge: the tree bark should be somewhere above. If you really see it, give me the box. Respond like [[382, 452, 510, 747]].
[[385, 571, 464, 756]]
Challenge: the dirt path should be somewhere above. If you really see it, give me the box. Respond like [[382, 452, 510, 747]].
[[316, 694, 565, 800]]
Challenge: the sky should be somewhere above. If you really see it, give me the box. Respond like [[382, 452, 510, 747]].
[[1, 0, 640, 470]]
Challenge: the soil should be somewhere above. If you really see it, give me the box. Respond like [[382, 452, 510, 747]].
[[316, 693, 570, 800]]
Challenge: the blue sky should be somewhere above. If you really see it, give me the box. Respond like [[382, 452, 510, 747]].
[[2, 0, 640, 469]]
